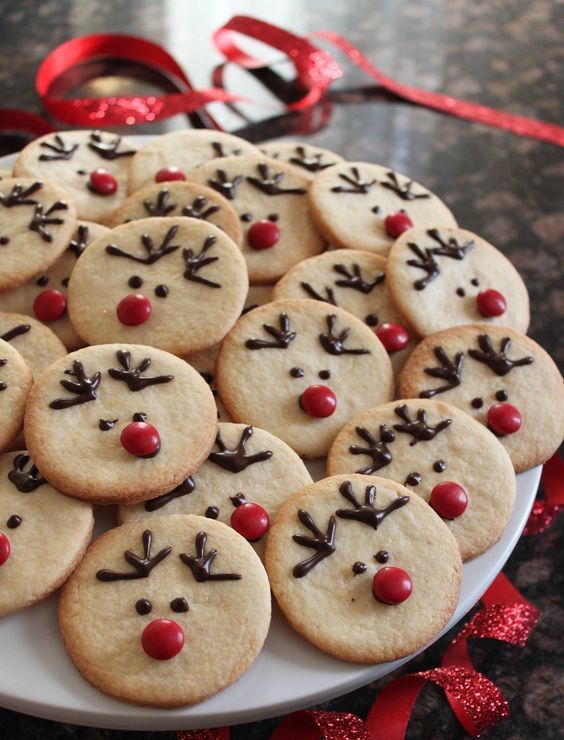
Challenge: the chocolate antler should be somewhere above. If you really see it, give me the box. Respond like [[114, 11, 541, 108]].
[[333, 263, 385, 293], [406, 242, 440, 291], [88, 130, 135, 160], [336, 481, 409, 529], [180, 532, 242, 582], [331, 166, 376, 194], [208, 426, 273, 473], [8, 453, 47, 492], [106, 225, 180, 264], [349, 425, 395, 474], [144, 477, 195, 512], [68, 224, 90, 257], [1, 324, 31, 342], [39, 134, 78, 161], [0, 358, 7, 391], [427, 228, 474, 259], [292, 510, 336, 578], [468, 334, 534, 376], [28, 201, 68, 242], [96, 530, 171, 582], [380, 171, 430, 201], [143, 189, 176, 217], [181, 195, 220, 220], [289, 145, 336, 172], [246, 313, 297, 350], [393, 404, 452, 445], [420, 346, 464, 398], [246, 163, 306, 196], [183, 235, 221, 288], [208, 169, 243, 200], [211, 141, 242, 158], [50, 360, 101, 409], [300, 282, 337, 305], [0, 181, 43, 208], [108, 349, 174, 391], [319, 314, 370, 356]]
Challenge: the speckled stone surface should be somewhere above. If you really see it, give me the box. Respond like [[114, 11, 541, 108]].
[[0, 0, 562, 738]]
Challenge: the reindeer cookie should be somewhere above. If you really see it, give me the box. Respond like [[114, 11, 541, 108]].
[[119, 423, 313, 556], [260, 141, 344, 180], [0, 313, 66, 378], [387, 227, 530, 337], [327, 400, 515, 560], [24, 343, 217, 503], [0, 450, 93, 617], [127, 130, 260, 193], [0, 339, 33, 452], [216, 299, 393, 458], [105, 181, 243, 246], [309, 162, 457, 255], [398, 325, 564, 472], [273, 249, 414, 373], [0, 178, 77, 291], [188, 155, 326, 284], [265, 474, 461, 663], [67, 217, 248, 355], [59, 515, 271, 707], [14, 130, 137, 222]]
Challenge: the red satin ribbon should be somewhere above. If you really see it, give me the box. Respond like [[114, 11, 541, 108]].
[[524, 452, 564, 535]]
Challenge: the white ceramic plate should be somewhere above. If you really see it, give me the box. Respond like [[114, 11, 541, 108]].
[[0, 141, 540, 730]]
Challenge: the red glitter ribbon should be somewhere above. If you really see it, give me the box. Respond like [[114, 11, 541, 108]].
[[524, 452, 564, 535]]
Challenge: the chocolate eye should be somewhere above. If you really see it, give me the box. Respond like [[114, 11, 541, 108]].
[[319, 370, 331, 380], [240, 213, 253, 222], [128, 275, 143, 289], [290, 367, 305, 378], [36, 275, 49, 287], [135, 598, 152, 615], [268, 213, 279, 222], [365, 314, 379, 327], [154, 284, 169, 298], [170, 597, 189, 613], [495, 390, 508, 401], [132, 411, 148, 422], [6, 514, 22, 529], [61, 277, 70, 287]]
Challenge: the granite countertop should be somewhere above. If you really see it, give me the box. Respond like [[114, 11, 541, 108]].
[[0, 0, 562, 738]]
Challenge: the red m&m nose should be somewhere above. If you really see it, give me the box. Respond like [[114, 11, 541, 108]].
[[141, 619, 184, 660], [121, 422, 161, 457], [384, 211, 413, 238], [89, 168, 118, 195], [487, 403, 522, 436], [33, 289, 66, 321], [372, 567, 412, 605], [476, 289, 507, 317], [430, 481, 468, 520], [247, 220, 281, 250], [376, 322, 410, 353], [0, 532, 10, 566], [300, 385, 337, 418], [231, 502, 270, 541], [117, 294, 152, 326], [155, 166, 186, 183]]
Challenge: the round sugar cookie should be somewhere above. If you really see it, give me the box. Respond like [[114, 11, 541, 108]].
[[398, 325, 564, 472], [13, 130, 136, 222], [24, 343, 217, 503], [387, 227, 530, 336], [0, 178, 77, 291], [260, 141, 344, 179], [309, 162, 457, 255], [0, 221, 109, 350], [265, 474, 461, 663], [67, 217, 248, 355], [188, 155, 326, 284], [127, 130, 260, 193], [119, 423, 313, 556], [0, 450, 93, 616], [0, 339, 33, 451], [59, 515, 271, 707], [216, 299, 394, 458], [327, 399, 516, 560], [0, 312, 66, 378]]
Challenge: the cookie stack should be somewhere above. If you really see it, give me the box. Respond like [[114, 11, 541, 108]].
[[0, 129, 561, 708]]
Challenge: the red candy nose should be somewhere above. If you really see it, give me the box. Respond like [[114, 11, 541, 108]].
[[155, 166, 186, 183], [430, 481, 468, 520], [231, 502, 270, 541], [0, 532, 10, 566], [121, 422, 161, 457], [384, 211, 413, 238], [247, 220, 281, 250], [89, 168, 118, 195], [487, 402, 522, 436], [372, 567, 413, 605], [300, 385, 337, 418], [141, 619, 184, 660], [476, 289, 507, 317], [376, 322, 410, 353], [117, 294, 152, 326], [33, 289, 67, 321]]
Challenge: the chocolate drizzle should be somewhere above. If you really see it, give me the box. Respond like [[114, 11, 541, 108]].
[[108, 350, 174, 392], [182, 235, 221, 288], [393, 404, 452, 445], [179, 531, 242, 582], [68, 224, 90, 258], [98, 418, 118, 431], [336, 481, 409, 529], [406, 229, 474, 290], [350, 425, 395, 474], [333, 263, 385, 293], [143, 189, 176, 217], [208, 426, 273, 473], [28, 201, 68, 242], [39, 135, 78, 161], [96, 530, 171, 582], [380, 171, 430, 201], [50, 360, 101, 409], [420, 346, 464, 398], [289, 145, 336, 172], [144, 477, 195, 511], [246, 313, 296, 350], [8, 453, 47, 492], [246, 163, 306, 196], [208, 169, 243, 200], [319, 314, 370, 356], [106, 225, 180, 264], [0, 181, 42, 207], [182, 195, 220, 220], [300, 282, 337, 305], [331, 167, 376, 194], [292, 509, 336, 578], [468, 334, 534, 376], [1, 324, 31, 342], [88, 130, 135, 160]]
